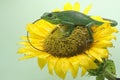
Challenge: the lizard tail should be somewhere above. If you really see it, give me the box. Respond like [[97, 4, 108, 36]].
[[103, 18, 118, 26]]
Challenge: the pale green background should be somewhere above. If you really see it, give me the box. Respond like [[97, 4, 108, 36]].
[[0, 0, 120, 80]]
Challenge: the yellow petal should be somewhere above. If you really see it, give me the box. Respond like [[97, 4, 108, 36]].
[[91, 47, 108, 58], [35, 19, 55, 30], [18, 41, 44, 51], [48, 56, 58, 75], [35, 22, 54, 33], [38, 53, 50, 69], [93, 40, 113, 48], [93, 23, 117, 38], [21, 36, 44, 41], [64, 2, 72, 11], [69, 57, 79, 78], [94, 34, 116, 41], [19, 55, 34, 60], [96, 28, 115, 36], [77, 54, 97, 69], [77, 54, 89, 69], [81, 67, 87, 76], [92, 23, 107, 33], [18, 47, 41, 56], [27, 20, 55, 39], [111, 27, 119, 33], [73, 2, 80, 11], [26, 24, 47, 38], [61, 58, 73, 76], [86, 49, 103, 62], [19, 42, 42, 46], [18, 49, 40, 60], [17, 47, 29, 54], [54, 58, 74, 79], [38, 58, 46, 69], [83, 4, 92, 14], [54, 58, 66, 79], [21, 36, 44, 44]]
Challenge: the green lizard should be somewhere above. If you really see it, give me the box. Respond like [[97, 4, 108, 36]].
[[27, 10, 118, 51], [40, 10, 117, 42]]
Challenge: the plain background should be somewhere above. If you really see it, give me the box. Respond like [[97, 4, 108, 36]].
[[0, 0, 120, 80]]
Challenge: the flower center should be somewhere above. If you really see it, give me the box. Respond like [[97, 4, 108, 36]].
[[43, 25, 91, 57]]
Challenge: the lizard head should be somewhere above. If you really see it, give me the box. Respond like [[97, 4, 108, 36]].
[[41, 12, 61, 24]]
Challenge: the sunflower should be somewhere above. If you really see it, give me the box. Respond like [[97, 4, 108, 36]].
[[18, 2, 118, 79]]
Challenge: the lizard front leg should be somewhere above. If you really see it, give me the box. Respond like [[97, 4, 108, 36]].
[[86, 22, 95, 43]]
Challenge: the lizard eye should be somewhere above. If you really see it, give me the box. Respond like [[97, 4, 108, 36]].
[[48, 13, 53, 17]]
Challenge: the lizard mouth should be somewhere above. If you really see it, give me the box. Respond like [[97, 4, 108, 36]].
[[43, 25, 91, 57]]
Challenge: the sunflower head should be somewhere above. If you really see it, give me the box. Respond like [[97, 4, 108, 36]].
[[18, 2, 118, 79], [43, 25, 91, 57]]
